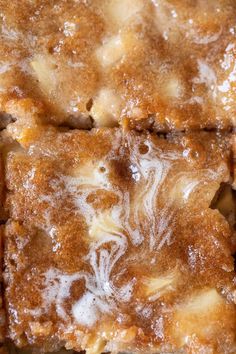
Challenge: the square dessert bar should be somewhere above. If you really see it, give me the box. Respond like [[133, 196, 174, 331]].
[[1, 0, 236, 131], [4, 128, 236, 353]]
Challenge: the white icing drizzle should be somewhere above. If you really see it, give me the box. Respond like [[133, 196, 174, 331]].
[[0, 61, 17, 74], [24, 134, 228, 328], [62, 161, 111, 225], [182, 180, 200, 201], [42, 218, 134, 327], [128, 138, 181, 250], [193, 59, 217, 94], [133, 157, 171, 250], [72, 291, 109, 327], [217, 42, 236, 111], [72, 225, 134, 326], [192, 29, 222, 45], [1, 25, 19, 41]]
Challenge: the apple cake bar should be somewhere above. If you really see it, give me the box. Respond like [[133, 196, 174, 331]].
[[1, 0, 236, 130], [3, 127, 236, 353]]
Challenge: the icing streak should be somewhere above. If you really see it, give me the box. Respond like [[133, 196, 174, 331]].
[[27, 135, 228, 329], [43, 213, 134, 327]]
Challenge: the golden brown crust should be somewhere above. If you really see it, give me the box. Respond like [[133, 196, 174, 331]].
[[4, 128, 236, 353], [1, 1, 236, 130]]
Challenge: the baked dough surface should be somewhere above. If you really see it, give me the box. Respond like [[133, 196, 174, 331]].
[[4, 128, 236, 353], [1, 1, 236, 130]]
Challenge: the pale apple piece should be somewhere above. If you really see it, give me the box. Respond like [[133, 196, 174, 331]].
[[29, 321, 53, 337], [112, 327, 137, 343], [172, 289, 232, 347], [168, 176, 201, 205], [89, 212, 123, 241], [96, 35, 125, 67], [30, 55, 57, 96], [91, 88, 121, 127], [162, 76, 183, 99], [154, 1, 224, 44], [96, 32, 139, 68], [86, 338, 107, 354], [154, 2, 181, 43], [143, 268, 179, 301], [105, 0, 144, 27], [168, 174, 222, 208], [64, 160, 110, 205], [84, 326, 137, 354]]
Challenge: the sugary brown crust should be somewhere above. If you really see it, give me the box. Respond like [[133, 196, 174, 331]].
[[1, 1, 236, 131], [3, 128, 236, 353]]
